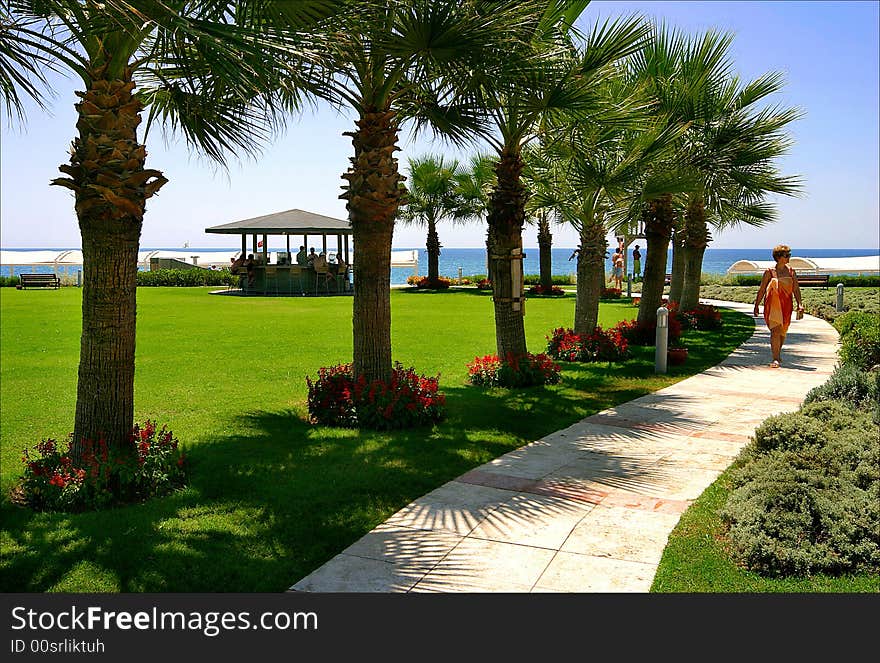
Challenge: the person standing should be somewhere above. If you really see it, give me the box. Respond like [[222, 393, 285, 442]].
[[753, 244, 804, 368], [632, 245, 642, 282], [608, 248, 621, 286], [296, 245, 308, 265]]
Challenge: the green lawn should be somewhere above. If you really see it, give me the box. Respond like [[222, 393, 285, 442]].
[[0, 286, 753, 592]]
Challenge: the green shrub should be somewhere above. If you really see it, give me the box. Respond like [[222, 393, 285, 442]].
[[838, 317, 880, 371], [834, 310, 877, 338], [137, 268, 233, 287], [804, 364, 879, 411], [751, 413, 827, 453], [798, 400, 863, 429], [721, 446, 880, 576], [0, 276, 21, 287], [728, 275, 880, 288], [522, 274, 576, 286]]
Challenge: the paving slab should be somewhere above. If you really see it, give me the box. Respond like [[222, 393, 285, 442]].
[[290, 300, 839, 593]]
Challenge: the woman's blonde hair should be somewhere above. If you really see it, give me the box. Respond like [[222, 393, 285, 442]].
[[772, 244, 791, 260]]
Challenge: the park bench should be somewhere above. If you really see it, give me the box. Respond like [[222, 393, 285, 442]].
[[19, 273, 60, 289], [797, 274, 830, 288]]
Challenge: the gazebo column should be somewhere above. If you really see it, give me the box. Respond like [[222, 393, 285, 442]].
[[262, 233, 268, 263], [322, 234, 327, 256], [344, 235, 350, 265], [241, 234, 246, 256], [304, 234, 309, 253], [252, 234, 258, 256]]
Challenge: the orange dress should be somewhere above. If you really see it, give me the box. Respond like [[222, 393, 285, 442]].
[[763, 272, 794, 332]]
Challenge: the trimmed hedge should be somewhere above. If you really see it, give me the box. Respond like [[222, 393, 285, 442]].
[[137, 268, 234, 287], [729, 274, 880, 287]]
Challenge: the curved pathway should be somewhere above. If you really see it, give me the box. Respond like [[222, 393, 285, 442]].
[[290, 300, 839, 592]]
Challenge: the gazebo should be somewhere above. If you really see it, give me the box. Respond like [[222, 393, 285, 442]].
[[205, 209, 353, 294]]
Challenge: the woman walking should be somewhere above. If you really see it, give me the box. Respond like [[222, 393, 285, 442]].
[[753, 244, 804, 367]]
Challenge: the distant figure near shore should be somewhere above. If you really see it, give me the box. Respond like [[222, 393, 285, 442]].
[[632, 245, 641, 281]]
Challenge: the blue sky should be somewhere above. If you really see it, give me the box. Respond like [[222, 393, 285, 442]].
[[1, 1, 877, 250]]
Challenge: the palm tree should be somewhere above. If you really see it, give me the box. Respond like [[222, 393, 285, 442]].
[[5, 1, 338, 457], [473, 5, 650, 357], [667, 210, 686, 303], [528, 100, 684, 336], [522, 156, 559, 293], [263, 0, 543, 385], [454, 152, 496, 280], [626, 24, 734, 327], [677, 66, 803, 310], [399, 154, 466, 283]]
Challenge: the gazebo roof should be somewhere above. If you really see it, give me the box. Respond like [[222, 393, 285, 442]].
[[205, 209, 352, 235]]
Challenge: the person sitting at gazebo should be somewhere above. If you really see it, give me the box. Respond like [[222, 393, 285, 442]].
[[311, 251, 328, 270], [306, 247, 318, 265], [335, 255, 350, 290], [244, 254, 255, 286]]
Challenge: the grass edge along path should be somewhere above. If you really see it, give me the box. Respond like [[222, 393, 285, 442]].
[[1, 287, 752, 592]]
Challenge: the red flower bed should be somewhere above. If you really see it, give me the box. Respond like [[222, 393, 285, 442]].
[[17, 420, 186, 512], [546, 325, 630, 363], [307, 363, 446, 430], [528, 284, 565, 296], [681, 304, 722, 330], [600, 287, 623, 299], [467, 352, 561, 388], [416, 276, 451, 290], [476, 278, 492, 290], [616, 313, 683, 346]]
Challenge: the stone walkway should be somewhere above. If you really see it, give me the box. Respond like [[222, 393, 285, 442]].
[[290, 300, 839, 593]]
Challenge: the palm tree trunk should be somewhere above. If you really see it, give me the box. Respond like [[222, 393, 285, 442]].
[[485, 227, 496, 284], [537, 213, 553, 291], [680, 196, 710, 311], [637, 194, 675, 327], [487, 148, 528, 358], [341, 106, 402, 384], [426, 217, 441, 282], [573, 216, 606, 336], [51, 64, 166, 458], [667, 211, 686, 304]]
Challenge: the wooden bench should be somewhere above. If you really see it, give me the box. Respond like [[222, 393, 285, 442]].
[[797, 274, 830, 288], [19, 273, 60, 289]]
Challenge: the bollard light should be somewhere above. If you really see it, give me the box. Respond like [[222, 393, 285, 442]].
[[655, 306, 669, 374], [836, 283, 844, 312], [626, 275, 632, 298]]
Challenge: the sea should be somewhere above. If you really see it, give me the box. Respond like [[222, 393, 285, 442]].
[[3, 247, 878, 286]]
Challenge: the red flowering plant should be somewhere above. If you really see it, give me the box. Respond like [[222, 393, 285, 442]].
[[307, 362, 446, 430], [17, 420, 186, 512], [306, 364, 358, 427], [616, 312, 682, 346], [467, 352, 561, 388], [476, 278, 492, 290], [416, 276, 451, 290], [528, 284, 565, 296], [681, 303, 722, 330], [600, 287, 622, 299], [546, 327, 589, 362], [546, 326, 629, 363]]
